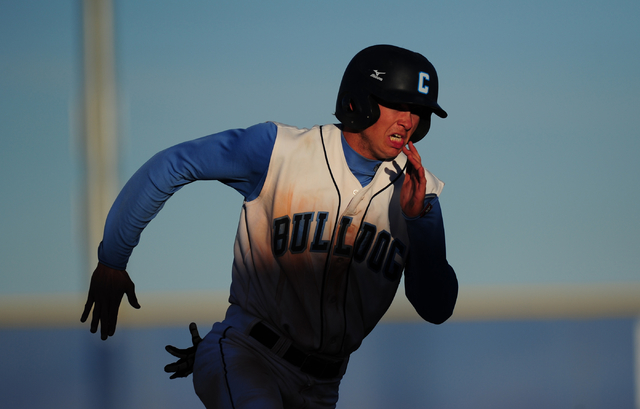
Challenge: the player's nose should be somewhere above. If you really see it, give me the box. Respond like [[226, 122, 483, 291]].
[[397, 110, 416, 130]]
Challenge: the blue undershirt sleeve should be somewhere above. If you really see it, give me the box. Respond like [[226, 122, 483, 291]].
[[403, 196, 458, 324], [98, 122, 277, 270], [341, 129, 457, 321]]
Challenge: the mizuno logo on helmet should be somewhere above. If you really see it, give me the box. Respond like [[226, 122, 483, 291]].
[[370, 70, 386, 81]]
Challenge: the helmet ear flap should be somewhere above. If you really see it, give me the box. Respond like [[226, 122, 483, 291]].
[[341, 95, 355, 114], [367, 95, 381, 127], [411, 112, 432, 143], [337, 93, 359, 129], [337, 93, 379, 131]]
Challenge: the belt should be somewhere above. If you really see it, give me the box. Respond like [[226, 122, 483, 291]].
[[249, 321, 344, 379]]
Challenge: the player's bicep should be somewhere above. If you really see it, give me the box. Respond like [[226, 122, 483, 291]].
[[173, 122, 277, 197]]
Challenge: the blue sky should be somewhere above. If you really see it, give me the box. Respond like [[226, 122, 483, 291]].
[[1, 0, 639, 294]]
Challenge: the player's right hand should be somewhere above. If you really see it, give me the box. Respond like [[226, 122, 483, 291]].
[[80, 262, 141, 340], [401, 142, 428, 219]]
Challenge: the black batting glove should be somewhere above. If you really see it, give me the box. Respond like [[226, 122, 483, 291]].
[[164, 322, 202, 379]]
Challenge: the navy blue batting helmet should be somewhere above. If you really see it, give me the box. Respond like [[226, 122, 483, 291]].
[[335, 45, 447, 142]]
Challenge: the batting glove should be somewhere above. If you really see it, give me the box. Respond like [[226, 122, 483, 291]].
[[164, 322, 202, 379]]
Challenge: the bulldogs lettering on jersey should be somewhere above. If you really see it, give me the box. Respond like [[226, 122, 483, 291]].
[[273, 213, 406, 282]]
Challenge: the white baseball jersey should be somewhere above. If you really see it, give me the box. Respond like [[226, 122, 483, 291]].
[[229, 122, 444, 356]]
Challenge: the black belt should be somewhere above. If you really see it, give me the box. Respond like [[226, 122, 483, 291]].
[[249, 322, 344, 379]]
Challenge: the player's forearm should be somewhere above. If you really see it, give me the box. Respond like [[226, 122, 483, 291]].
[[405, 260, 457, 324], [403, 198, 458, 324]]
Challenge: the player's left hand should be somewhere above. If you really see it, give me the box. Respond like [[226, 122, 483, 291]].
[[164, 322, 202, 379], [401, 142, 428, 218]]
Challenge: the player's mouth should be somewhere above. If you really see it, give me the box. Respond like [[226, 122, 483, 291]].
[[388, 133, 406, 148]]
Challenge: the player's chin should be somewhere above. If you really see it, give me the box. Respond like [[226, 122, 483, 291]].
[[381, 152, 403, 162], [381, 143, 405, 159]]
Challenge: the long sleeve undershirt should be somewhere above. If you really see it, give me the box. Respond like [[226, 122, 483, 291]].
[[98, 122, 457, 323]]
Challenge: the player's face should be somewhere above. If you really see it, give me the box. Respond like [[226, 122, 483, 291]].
[[346, 103, 421, 161]]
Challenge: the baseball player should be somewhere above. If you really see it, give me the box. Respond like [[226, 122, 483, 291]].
[[81, 44, 458, 408]]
